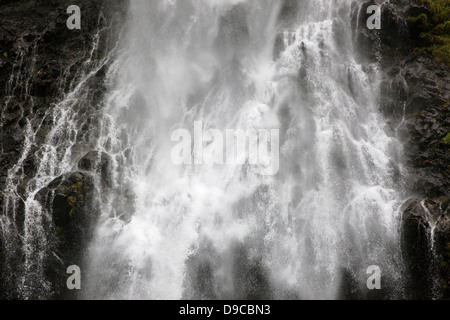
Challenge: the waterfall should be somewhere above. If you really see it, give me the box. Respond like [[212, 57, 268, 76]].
[[0, 0, 408, 300], [82, 0, 405, 299]]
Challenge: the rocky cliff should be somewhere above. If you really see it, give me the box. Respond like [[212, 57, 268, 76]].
[[371, 0, 449, 299], [0, 0, 124, 299]]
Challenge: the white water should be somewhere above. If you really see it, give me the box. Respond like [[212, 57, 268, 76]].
[[0, 0, 407, 300], [79, 0, 405, 299]]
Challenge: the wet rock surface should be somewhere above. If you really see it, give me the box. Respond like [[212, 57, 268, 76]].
[[0, 0, 125, 299], [1, 0, 101, 189], [78, 151, 112, 188], [35, 171, 98, 299], [355, 0, 450, 298], [401, 198, 450, 299], [375, 2, 449, 201]]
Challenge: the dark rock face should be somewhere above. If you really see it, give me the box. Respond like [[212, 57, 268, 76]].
[[0, 0, 125, 209], [374, 3, 449, 203], [0, 0, 101, 191], [35, 171, 98, 299], [401, 198, 450, 299], [0, 227, 4, 298], [401, 199, 436, 299], [78, 151, 112, 188], [401, 100, 449, 198], [0, 0, 125, 299], [183, 240, 272, 300]]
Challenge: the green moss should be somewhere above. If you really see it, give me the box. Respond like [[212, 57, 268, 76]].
[[67, 196, 77, 218], [442, 132, 450, 143], [433, 20, 450, 34], [418, 0, 450, 24], [67, 181, 83, 192], [64, 179, 88, 218], [78, 193, 84, 204], [431, 40, 450, 64], [412, 0, 450, 66], [54, 226, 62, 234], [408, 13, 430, 29], [67, 196, 76, 207]]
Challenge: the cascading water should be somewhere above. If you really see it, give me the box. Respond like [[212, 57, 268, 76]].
[[0, 0, 410, 300], [81, 0, 405, 299]]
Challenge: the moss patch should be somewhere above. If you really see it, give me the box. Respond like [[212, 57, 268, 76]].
[[442, 132, 450, 143], [65, 182, 86, 218], [54, 226, 62, 234], [67, 196, 76, 218], [66, 181, 83, 192], [411, 0, 450, 66], [67, 196, 76, 207]]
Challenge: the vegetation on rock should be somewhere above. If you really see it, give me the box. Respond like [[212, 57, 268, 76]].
[[410, 0, 450, 66], [442, 132, 450, 143]]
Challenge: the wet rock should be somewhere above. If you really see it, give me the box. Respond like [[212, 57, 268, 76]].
[[183, 240, 272, 300], [273, 32, 286, 61], [379, 3, 408, 49], [375, 1, 449, 298], [0, 0, 126, 299], [35, 171, 99, 299], [230, 243, 272, 300], [403, 57, 448, 115], [433, 199, 450, 299], [0, 227, 4, 299], [401, 99, 450, 198], [401, 198, 450, 299], [78, 151, 112, 187], [401, 198, 434, 299]]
